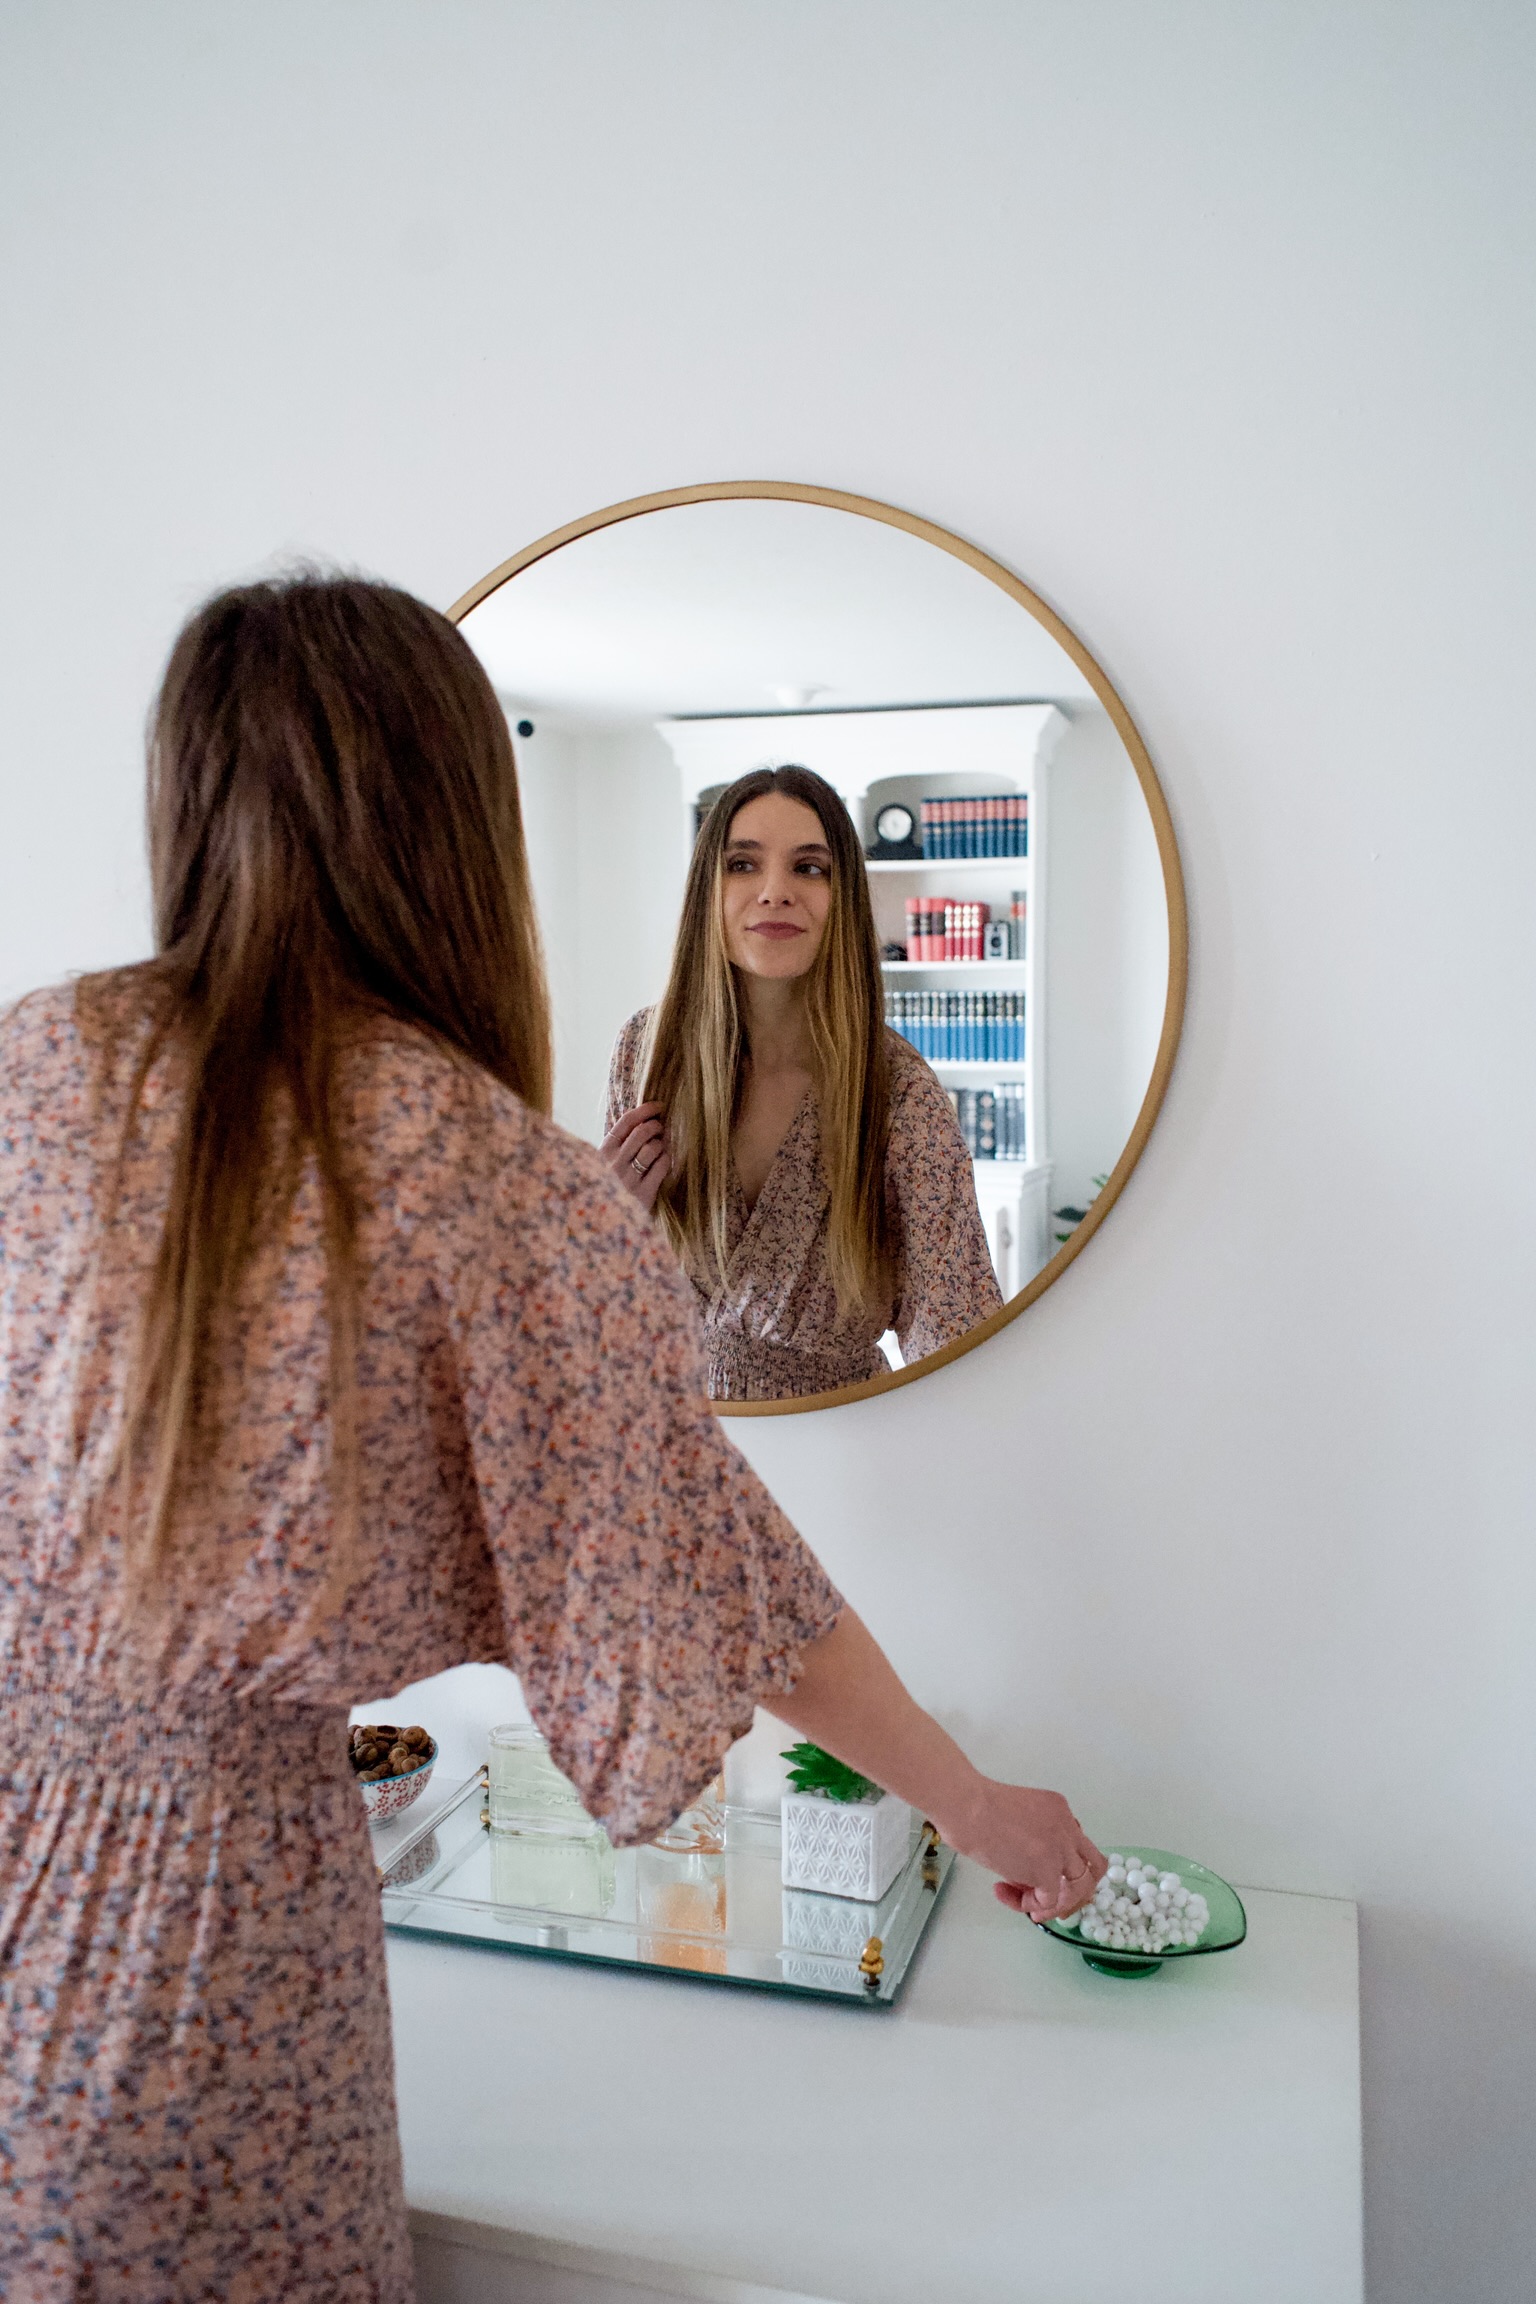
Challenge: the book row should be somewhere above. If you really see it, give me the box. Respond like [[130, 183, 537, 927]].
[[946, 1083, 1028, 1163], [920, 793, 1029, 859], [903, 894, 1026, 962], [887, 991, 1027, 1064]]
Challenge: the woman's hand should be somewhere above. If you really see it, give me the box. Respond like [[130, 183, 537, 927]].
[[601, 1102, 671, 1213], [945, 1780, 1107, 1922]]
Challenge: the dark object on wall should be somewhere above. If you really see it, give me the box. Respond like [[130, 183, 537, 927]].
[[515, 719, 535, 738], [866, 801, 923, 861]]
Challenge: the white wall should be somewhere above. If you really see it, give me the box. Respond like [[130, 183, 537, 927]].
[[507, 721, 582, 1131], [1044, 706, 1168, 1216], [515, 718, 686, 1138], [3, 8, 1534, 2299], [572, 725, 688, 1139]]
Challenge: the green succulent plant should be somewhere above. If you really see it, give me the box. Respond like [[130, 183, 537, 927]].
[[781, 1741, 879, 1805], [1054, 1172, 1110, 1246]]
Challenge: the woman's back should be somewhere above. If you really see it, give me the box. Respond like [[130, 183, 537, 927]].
[[4, 983, 497, 1709], [0, 978, 840, 2301]]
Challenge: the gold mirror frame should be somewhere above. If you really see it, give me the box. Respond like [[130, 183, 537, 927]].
[[450, 481, 1188, 1419]]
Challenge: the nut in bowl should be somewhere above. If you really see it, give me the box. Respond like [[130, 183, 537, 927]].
[[349, 1723, 437, 1825]]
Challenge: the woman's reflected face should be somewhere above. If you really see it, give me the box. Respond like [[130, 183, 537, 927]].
[[721, 793, 834, 982]]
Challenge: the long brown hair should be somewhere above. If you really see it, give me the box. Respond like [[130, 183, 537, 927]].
[[81, 572, 550, 1614], [642, 764, 891, 1317]]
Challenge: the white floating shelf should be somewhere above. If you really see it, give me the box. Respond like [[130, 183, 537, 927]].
[[883, 960, 1026, 975], [925, 1059, 1030, 1074], [866, 856, 1032, 875]]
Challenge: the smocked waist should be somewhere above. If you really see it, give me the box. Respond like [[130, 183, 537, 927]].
[[706, 1331, 887, 1402], [0, 1672, 346, 1778]]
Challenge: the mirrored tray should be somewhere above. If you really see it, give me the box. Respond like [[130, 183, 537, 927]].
[[376, 1772, 954, 2007]]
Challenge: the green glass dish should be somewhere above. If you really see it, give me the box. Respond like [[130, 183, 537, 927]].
[[1039, 1846, 1247, 1980]]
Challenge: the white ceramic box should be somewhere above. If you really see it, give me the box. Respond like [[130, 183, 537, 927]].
[[780, 1788, 912, 1901]]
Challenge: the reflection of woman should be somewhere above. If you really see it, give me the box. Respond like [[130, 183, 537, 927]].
[[603, 765, 1004, 1400], [0, 582, 1101, 2299]]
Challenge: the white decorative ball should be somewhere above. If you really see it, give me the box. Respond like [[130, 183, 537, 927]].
[[1060, 1858, 1212, 1959]]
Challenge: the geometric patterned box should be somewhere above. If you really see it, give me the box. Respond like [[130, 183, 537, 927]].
[[782, 1886, 882, 1955], [780, 1788, 912, 1901]]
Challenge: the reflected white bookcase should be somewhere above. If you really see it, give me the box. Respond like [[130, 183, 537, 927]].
[[659, 704, 1066, 1299]]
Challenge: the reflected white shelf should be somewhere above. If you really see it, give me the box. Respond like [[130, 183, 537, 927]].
[[883, 959, 1026, 974], [866, 855, 1031, 874], [925, 1059, 1029, 1073]]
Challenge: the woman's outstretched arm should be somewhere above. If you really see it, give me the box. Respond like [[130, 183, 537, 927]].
[[768, 1607, 1104, 1920]]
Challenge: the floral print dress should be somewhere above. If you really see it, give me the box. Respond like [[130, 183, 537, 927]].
[[605, 1014, 1005, 1401], [0, 982, 843, 2304]]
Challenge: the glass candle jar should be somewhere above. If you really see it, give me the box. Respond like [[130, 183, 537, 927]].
[[488, 1723, 600, 1839], [650, 1770, 726, 1855], [636, 1846, 728, 1974], [490, 1827, 616, 1918]]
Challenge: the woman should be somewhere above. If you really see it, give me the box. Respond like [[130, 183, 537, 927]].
[[0, 578, 1101, 2302], [603, 765, 1005, 1400]]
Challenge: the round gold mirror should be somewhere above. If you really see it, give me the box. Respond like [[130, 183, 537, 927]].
[[452, 483, 1186, 1416]]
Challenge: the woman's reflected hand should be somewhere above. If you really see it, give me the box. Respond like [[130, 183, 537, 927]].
[[601, 1102, 671, 1213]]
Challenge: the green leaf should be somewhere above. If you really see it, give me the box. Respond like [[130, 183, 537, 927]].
[[780, 1741, 879, 1804]]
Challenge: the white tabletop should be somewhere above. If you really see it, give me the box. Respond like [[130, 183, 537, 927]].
[[389, 1853, 1362, 2304]]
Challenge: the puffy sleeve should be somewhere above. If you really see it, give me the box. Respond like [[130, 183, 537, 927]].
[[886, 1046, 1006, 1365], [602, 1008, 652, 1138], [455, 1112, 843, 1846]]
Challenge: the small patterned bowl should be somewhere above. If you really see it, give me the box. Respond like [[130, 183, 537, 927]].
[[379, 1828, 441, 1889], [356, 1738, 437, 1825]]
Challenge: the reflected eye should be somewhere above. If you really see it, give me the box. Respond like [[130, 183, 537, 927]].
[[796, 860, 829, 877], [724, 856, 756, 873]]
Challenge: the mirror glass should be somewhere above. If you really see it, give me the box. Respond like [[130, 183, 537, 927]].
[[455, 493, 1177, 1411], [379, 1768, 954, 2007]]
